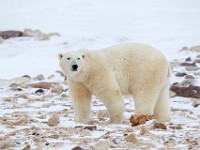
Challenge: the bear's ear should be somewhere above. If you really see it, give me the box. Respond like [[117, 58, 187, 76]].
[[58, 53, 63, 60]]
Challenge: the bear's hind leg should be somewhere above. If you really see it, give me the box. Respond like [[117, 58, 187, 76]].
[[154, 82, 171, 122], [68, 80, 92, 124], [133, 90, 158, 116]]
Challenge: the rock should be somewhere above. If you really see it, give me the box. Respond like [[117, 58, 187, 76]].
[[192, 98, 200, 108], [112, 138, 122, 145], [10, 76, 32, 85], [175, 72, 187, 77], [180, 62, 196, 67], [185, 66, 199, 71], [125, 127, 135, 132], [139, 126, 149, 135], [0, 30, 23, 39], [22, 143, 31, 150], [23, 28, 59, 41], [190, 45, 200, 52], [28, 82, 51, 89], [79, 129, 91, 137], [185, 57, 192, 62], [71, 146, 84, 150], [47, 115, 60, 126], [0, 140, 15, 149], [179, 46, 189, 51], [125, 134, 137, 143], [9, 83, 23, 91], [194, 58, 200, 63], [34, 74, 45, 81], [184, 75, 195, 79], [170, 85, 200, 98], [92, 140, 110, 150], [181, 79, 196, 86], [154, 123, 167, 130], [35, 89, 45, 94], [61, 93, 68, 98], [51, 85, 64, 93], [84, 126, 97, 131], [48, 75, 55, 80]]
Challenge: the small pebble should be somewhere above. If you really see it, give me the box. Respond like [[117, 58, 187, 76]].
[[35, 89, 44, 94], [125, 134, 137, 143], [175, 72, 187, 77], [34, 74, 45, 81], [47, 115, 60, 126], [71, 146, 84, 150]]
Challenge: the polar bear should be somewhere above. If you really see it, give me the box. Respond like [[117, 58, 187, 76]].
[[58, 43, 171, 124]]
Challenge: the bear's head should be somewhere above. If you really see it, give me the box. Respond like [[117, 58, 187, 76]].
[[58, 51, 90, 82]]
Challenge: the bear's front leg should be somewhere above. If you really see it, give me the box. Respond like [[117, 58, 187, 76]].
[[68, 80, 92, 124]]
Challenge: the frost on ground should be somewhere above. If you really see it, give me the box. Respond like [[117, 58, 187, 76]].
[[0, 48, 200, 150]]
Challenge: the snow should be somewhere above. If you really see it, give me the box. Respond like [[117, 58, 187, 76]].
[[0, 0, 200, 149], [1, 0, 200, 78]]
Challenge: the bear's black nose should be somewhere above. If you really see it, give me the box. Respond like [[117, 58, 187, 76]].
[[72, 64, 78, 71]]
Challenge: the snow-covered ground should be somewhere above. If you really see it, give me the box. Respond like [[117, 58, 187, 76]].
[[0, 0, 200, 149], [0, 0, 200, 78]]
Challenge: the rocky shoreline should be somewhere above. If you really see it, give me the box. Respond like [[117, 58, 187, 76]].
[[0, 46, 200, 149]]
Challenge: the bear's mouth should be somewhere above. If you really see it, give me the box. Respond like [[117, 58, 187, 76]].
[[71, 64, 78, 71]]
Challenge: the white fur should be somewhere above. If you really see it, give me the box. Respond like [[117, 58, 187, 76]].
[[59, 43, 171, 124]]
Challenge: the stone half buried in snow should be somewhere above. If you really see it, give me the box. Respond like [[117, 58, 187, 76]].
[[191, 98, 200, 108], [170, 84, 200, 98], [0, 139, 16, 149], [27, 82, 51, 89], [0, 30, 23, 39], [185, 66, 199, 71], [124, 133, 138, 143], [51, 85, 64, 94], [33, 74, 45, 81], [91, 140, 112, 150], [47, 115, 60, 127], [79, 129, 92, 137], [154, 123, 167, 130], [23, 28, 60, 41], [190, 45, 200, 52]]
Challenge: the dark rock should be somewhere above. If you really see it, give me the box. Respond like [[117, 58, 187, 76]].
[[175, 72, 187, 77], [185, 57, 192, 62], [194, 104, 200, 108], [84, 126, 97, 131], [170, 85, 200, 98], [22, 75, 31, 79], [71, 146, 84, 150], [0, 30, 23, 39], [154, 123, 167, 130], [35, 89, 44, 94], [180, 62, 196, 67]]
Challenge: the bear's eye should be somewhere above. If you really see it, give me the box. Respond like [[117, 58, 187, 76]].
[[67, 57, 71, 60], [77, 58, 80, 60]]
